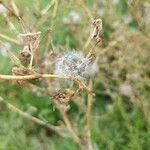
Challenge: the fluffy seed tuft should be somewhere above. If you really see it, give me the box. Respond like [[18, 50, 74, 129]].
[[55, 51, 97, 79]]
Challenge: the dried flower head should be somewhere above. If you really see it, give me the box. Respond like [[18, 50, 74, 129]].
[[55, 51, 97, 79], [18, 32, 41, 51]]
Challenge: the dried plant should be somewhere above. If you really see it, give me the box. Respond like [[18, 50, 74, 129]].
[[0, 0, 103, 149], [0, 0, 149, 149]]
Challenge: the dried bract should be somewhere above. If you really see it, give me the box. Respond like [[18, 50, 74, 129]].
[[12, 67, 30, 75], [91, 18, 102, 41]]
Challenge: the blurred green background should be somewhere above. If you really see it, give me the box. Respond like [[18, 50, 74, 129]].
[[0, 0, 150, 149]]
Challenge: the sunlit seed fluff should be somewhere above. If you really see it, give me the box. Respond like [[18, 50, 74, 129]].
[[0, 4, 6, 14], [0, 42, 11, 57], [55, 51, 97, 79]]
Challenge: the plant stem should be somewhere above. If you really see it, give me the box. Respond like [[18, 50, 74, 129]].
[[0, 96, 64, 133], [54, 100, 82, 146], [0, 74, 92, 94], [0, 74, 66, 80], [86, 79, 93, 149], [0, 33, 20, 45]]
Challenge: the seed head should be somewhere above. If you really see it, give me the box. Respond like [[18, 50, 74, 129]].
[[55, 51, 97, 79]]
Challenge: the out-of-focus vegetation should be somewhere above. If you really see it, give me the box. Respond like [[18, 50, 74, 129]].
[[0, 0, 150, 149]]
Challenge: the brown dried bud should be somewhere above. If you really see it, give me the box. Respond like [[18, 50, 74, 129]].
[[53, 90, 66, 101], [20, 45, 31, 58], [47, 27, 52, 33], [12, 67, 29, 76], [50, 52, 59, 60], [87, 53, 96, 64], [12, 67, 30, 85], [54, 93, 66, 101]]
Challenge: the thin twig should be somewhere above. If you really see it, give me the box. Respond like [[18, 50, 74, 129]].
[[86, 79, 93, 149], [0, 74, 92, 94], [0, 33, 20, 45], [0, 40, 22, 66], [3, 13, 18, 35], [54, 100, 82, 146], [0, 74, 66, 80], [10, 0, 20, 17], [41, 0, 55, 15], [0, 96, 64, 133]]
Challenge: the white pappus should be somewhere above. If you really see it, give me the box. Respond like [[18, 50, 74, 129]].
[[55, 51, 98, 79]]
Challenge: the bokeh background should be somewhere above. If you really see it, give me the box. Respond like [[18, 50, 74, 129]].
[[0, 0, 149, 149]]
